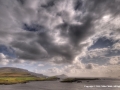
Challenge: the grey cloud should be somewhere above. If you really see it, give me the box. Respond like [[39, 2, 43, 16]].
[[56, 16, 94, 47], [11, 41, 44, 55], [85, 63, 94, 69], [36, 31, 75, 63], [74, 0, 82, 11], [0, 0, 120, 65], [17, 0, 25, 5], [85, 0, 120, 16], [82, 40, 120, 65], [41, 0, 55, 9], [22, 23, 48, 33], [82, 56, 109, 65]]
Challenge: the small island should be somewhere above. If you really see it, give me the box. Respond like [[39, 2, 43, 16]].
[[60, 77, 99, 83], [60, 77, 120, 83]]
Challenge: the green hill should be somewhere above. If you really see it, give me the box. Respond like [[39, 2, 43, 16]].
[[0, 67, 45, 77], [0, 67, 59, 85]]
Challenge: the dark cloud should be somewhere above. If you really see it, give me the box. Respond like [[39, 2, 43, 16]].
[[74, 0, 83, 11], [22, 23, 47, 32], [17, 0, 25, 5], [68, 18, 93, 46], [57, 17, 94, 46], [13, 29, 75, 63], [41, 0, 55, 8], [12, 42, 42, 55], [85, 63, 94, 69]]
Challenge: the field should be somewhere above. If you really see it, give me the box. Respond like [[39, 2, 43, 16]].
[[0, 76, 37, 84], [0, 72, 59, 85], [0, 76, 60, 85]]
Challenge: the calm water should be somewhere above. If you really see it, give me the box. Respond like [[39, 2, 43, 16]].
[[0, 80, 120, 90]]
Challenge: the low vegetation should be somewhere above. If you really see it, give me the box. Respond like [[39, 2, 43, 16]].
[[0, 76, 37, 85], [0, 76, 60, 85], [0, 72, 31, 77]]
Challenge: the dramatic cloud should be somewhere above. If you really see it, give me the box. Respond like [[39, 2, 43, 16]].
[[0, 0, 120, 77]]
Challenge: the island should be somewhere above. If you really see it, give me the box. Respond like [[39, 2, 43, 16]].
[[60, 77, 99, 83]]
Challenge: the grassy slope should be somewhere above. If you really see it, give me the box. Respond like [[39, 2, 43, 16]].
[[0, 69, 59, 85], [0, 76, 60, 85], [0, 72, 31, 77], [0, 72, 37, 84], [0, 77, 37, 84]]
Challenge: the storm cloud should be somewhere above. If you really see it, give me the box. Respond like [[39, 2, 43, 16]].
[[0, 0, 120, 71]]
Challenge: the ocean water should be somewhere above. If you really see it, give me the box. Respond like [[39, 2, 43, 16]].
[[0, 80, 120, 90]]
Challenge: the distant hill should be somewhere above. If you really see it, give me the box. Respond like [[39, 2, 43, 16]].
[[56, 74, 68, 79], [29, 72, 47, 78], [0, 67, 46, 77]]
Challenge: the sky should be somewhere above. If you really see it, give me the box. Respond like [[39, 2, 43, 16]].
[[0, 0, 120, 77]]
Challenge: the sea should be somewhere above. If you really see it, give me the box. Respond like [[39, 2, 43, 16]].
[[0, 80, 120, 90]]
